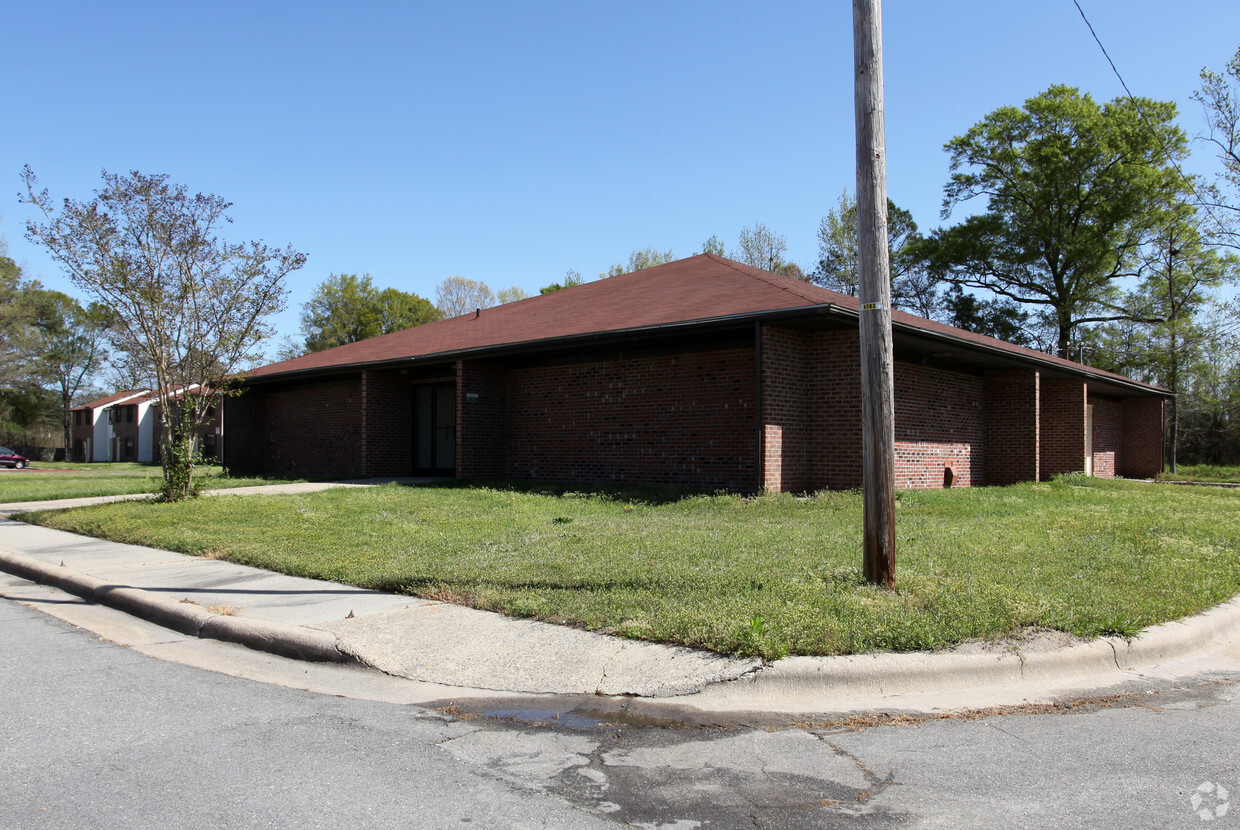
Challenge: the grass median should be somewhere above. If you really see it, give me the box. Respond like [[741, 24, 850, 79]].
[[21, 475, 1240, 659], [0, 462, 303, 503]]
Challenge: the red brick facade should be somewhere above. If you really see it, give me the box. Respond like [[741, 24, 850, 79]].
[[224, 391, 266, 475], [456, 360, 507, 479], [1040, 380, 1086, 479], [226, 327, 1165, 491], [1120, 396, 1164, 478], [262, 380, 364, 479], [894, 363, 984, 489], [984, 370, 1040, 486], [761, 327, 814, 492], [361, 370, 413, 478], [1090, 397, 1122, 478], [505, 345, 756, 490], [761, 328, 983, 491]]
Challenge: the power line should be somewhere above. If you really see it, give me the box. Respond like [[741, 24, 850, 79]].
[[1071, 0, 1235, 244]]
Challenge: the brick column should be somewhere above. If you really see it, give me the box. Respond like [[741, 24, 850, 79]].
[[984, 369, 1040, 486], [1040, 380, 1087, 479], [760, 326, 809, 492]]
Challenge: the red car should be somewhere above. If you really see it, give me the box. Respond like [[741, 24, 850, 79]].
[[0, 447, 29, 469]]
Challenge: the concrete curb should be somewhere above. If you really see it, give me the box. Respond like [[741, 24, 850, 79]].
[[0, 550, 353, 664], [706, 597, 1240, 703], [4, 543, 1239, 703]]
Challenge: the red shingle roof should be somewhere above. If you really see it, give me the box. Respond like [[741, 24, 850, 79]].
[[73, 389, 150, 411], [246, 254, 1166, 394], [249, 255, 826, 378]]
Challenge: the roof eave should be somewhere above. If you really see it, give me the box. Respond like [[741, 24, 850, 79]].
[[240, 304, 843, 385], [242, 302, 1169, 398]]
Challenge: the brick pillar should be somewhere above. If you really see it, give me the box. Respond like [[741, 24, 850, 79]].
[[1040, 380, 1087, 479], [984, 369, 1040, 486], [456, 360, 507, 479], [760, 326, 809, 492], [1120, 396, 1164, 477], [222, 388, 266, 476]]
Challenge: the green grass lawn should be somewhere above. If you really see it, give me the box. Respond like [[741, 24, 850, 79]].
[[21, 475, 1240, 659], [1156, 464, 1240, 484], [0, 462, 302, 502]]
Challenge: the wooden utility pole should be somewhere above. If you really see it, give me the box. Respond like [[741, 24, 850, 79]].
[[853, 0, 896, 588]]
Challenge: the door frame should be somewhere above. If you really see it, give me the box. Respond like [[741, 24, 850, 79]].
[[412, 382, 456, 476]]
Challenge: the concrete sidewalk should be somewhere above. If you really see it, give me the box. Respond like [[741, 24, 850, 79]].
[[0, 478, 425, 517], [0, 514, 759, 698], [2, 483, 1240, 714]]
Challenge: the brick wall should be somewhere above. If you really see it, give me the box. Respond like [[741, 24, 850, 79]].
[[894, 363, 984, 488], [761, 328, 983, 491], [1090, 396, 1122, 478], [1041, 380, 1086, 479], [262, 378, 363, 479], [457, 360, 507, 479], [361, 370, 413, 477], [984, 369, 1040, 486], [806, 330, 864, 490], [505, 346, 757, 490], [111, 405, 141, 461], [1120, 396, 1164, 477], [761, 327, 809, 492], [223, 390, 266, 475]]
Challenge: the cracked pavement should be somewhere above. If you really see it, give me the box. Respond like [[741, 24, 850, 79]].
[[5, 594, 1240, 828], [432, 674, 1240, 829]]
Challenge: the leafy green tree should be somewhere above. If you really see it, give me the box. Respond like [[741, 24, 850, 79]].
[[813, 190, 940, 316], [32, 291, 114, 457], [919, 85, 1187, 357], [0, 253, 45, 392], [435, 275, 495, 317], [497, 286, 530, 304], [942, 285, 1032, 346], [300, 273, 440, 352], [0, 386, 58, 448], [540, 269, 586, 294], [1121, 199, 1237, 470], [699, 235, 726, 257], [731, 223, 787, 272], [604, 247, 675, 277], [22, 167, 306, 500], [1175, 304, 1240, 464]]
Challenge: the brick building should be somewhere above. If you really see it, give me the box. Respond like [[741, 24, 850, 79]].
[[72, 388, 225, 464], [70, 390, 152, 463], [224, 255, 1168, 491]]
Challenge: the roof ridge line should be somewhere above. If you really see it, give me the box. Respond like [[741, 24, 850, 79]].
[[709, 256, 828, 304]]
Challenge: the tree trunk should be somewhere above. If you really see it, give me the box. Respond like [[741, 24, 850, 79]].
[[62, 393, 72, 462]]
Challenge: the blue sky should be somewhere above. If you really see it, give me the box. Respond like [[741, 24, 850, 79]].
[[4, 1, 1238, 351]]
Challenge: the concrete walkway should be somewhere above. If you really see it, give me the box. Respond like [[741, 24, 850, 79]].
[[2, 481, 1239, 714]]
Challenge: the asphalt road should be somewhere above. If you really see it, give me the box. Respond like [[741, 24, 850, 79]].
[[3, 597, 1239, 829]]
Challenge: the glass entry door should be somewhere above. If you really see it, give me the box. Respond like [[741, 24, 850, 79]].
[[414, 383, 456, 475]]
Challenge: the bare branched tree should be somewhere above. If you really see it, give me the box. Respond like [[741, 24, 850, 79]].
[[22, 167, 306, 499]]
